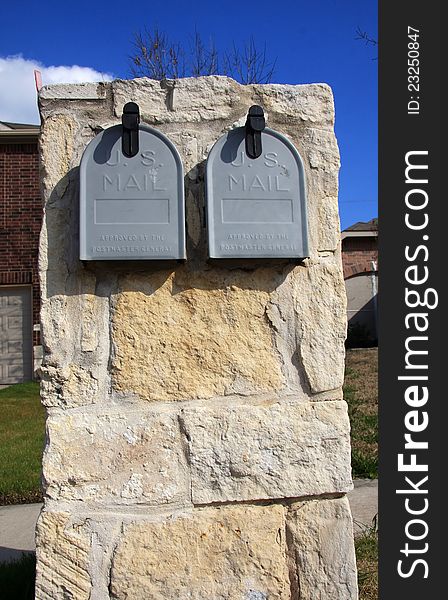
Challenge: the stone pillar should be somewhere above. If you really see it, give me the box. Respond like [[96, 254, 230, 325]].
[[36, 77, 358, 599]]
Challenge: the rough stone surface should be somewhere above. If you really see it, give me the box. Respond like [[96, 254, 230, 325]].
[[111, 269, 286, 402], [35, 511, 92, 600], [38, 113, 78, 195], [294, 261, 347, 392], [254, 82, 335, 128], [301, 128, 341, 254], [183, 399, 352, 503], [43, 409, 189, 505], [39, 82, 109, 101], [112, 78, 336, 129], [110, 504, 290, 600], [37, 77, 356, 599], [110, 261, 346, 402], [38, 77, 346, 406], [113, 76, 242, 124], [287, 497, 358, 600]]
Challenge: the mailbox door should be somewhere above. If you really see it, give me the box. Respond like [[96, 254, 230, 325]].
[[206, 127, 309, 259], [80, 124, 185, 260]]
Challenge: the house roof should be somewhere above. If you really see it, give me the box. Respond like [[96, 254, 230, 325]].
[[344, 218, 378, 232], [0, 121, 40, 142], [0, 121, 40, 131], [341, 218, 378, 240]]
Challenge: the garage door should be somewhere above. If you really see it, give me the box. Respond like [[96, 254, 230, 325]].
[[346, 272, 378, 338], [0, 286, 32, 386]]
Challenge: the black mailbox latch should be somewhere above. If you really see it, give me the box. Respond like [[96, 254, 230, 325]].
[[245, 105, 265, 159], [122, 102, 140, 158]]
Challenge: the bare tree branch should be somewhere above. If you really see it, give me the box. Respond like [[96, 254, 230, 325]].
[[129, 27, 276, 84], [189, 30, 219, 77], [355, 26, 378, 46], [130, 27, 185, 80], [223, 37, 276, 85]]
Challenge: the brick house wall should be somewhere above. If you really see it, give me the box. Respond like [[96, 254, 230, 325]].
[[341, 236, 378, 279], [341, 223, 378, 343], [0, 127, 42, 382]]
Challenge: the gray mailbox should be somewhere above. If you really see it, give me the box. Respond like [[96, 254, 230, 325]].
[[206, 110, 309, 259], [80, 114, 185, 261]]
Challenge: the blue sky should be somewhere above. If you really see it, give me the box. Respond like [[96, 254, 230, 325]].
[[0, 0, 377, 230]]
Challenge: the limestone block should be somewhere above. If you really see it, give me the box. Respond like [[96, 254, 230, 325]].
[[43, 410, 189, 505], [302, 128, 340, 182], [110, 262, 346, 402], [286, 497, 358, 599], [39, 113, 78, 193], [35, 511, 92, 600], [39, 82, 108, 100], [111, 269, 286, 401], [300, 128, 341, 253], [314, 196, 341, 253], [254, 83, 335, 129], [110, 504, 290, 599], [39, 269, 111, 408], [112, 76, 242, 124], [182, 399, 352, 504], [40, 363, 102, 408], [294, 260, 347, 393]]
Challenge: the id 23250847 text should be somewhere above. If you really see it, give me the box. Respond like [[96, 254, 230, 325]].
[[408, 26, 421, 115]]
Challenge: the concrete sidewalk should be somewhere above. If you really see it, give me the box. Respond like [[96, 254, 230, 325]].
[[0, 479, 378, 563], [0, 503, 42, 562], [348, 478, 378, 537]]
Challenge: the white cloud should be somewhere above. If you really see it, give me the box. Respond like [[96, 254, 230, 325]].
[[0, 55, 113, 125]]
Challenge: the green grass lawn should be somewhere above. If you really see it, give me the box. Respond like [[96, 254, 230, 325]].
[[344, 348, 378, 598], [0, 382, 45, 505], [355, 528, 379, 600], [344, 348, 378, 479]]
